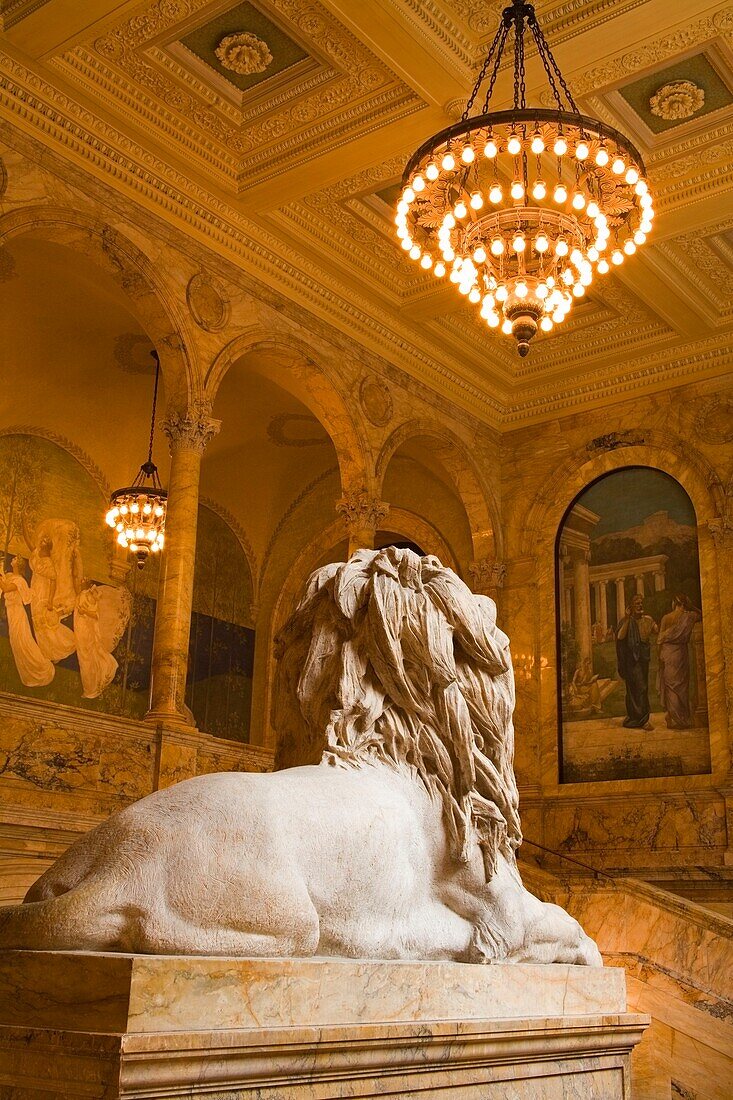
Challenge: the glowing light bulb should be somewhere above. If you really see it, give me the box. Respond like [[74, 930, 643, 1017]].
[[535, 234, 549, 253], [403, 187, 415, 203], [489, 184, 503, 204], [470, 190, 484, 209], [454, 201, 467, 218], [409, 245, 421, 260], [633, 231, 646, 245], [484, 139, 498, 158], [572, 191, 586, 210], [490, 237, 505, 256], [461, 144, 475, 163], [623, 239, 636, 255], [397, 201, 408, 215], [554, 137, 568, 156], [444, 213, 455, 229], [554, 184, 567, 203], [120, 504, 128, 515], [469, 287, 481, 302], [434, 261, 446, 277], [512, 233, 526, 252], [586, 201, 599, 219], [572, 283, 585, 297], [495, 285, 508, 302], [575, 141, 589, 160], [540, 315, 553, 331], [473, 247, 487, 263], [420, 253, 433, 268], [635, 179, 649, 196], [625, 166, 639, 185], [501, 319, 513, 335], [562, 269, 574, 285], [531, 132, 545, 154], [595, 146, 609, 167], [105, 509, 116, 527], [587, 247, 599, 262], [396, 226, 407, 239], [611, 249, 624, 265], [117, 532, 127, 547], [515, 281, 528, 298], [537, 283, 549, 299], [552, 309, 564, 323], [486, 312, 500, 328], [413, 175, 425, 192], [611, 157, 625, 175], [442, 152, 456, 171], [532, 179, 547, 200], [597, 258, 610, 274], [426, 162, 439, 180], [510, 180, 524, 200], [507, 133, 522, 156], [555, 239, 569, 257]]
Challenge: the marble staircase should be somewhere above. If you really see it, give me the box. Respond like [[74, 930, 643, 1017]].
[[519, 859, 733, 1100]]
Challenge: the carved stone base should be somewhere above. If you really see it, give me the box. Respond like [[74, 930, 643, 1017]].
[[0, 952, 647, 1098]]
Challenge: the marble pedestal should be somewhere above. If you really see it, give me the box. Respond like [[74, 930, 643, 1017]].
[[0, 952, 647, 1098]]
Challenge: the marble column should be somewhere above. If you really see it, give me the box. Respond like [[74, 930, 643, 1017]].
[[572, 551, 592, 664], [147, 405, 220, 729], [598, 581, 608, 633], [336, 490, 389, 556], [654, 569, 665, 592], [470, 557, 507, 609], [615, 577, 626, 622], [635, 574, 645, 596]]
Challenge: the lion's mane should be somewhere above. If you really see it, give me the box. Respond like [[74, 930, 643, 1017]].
[[274, 547, 521, 877]]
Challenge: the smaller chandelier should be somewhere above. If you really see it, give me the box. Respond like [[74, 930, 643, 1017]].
[[397, 0, 653, 355], [106, 350, 167, 569]]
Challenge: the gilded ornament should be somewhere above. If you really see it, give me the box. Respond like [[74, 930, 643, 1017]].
[[649, 80, 705, 121], [215, 32, 273, 76]]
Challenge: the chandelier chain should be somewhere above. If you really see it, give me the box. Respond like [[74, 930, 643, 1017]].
[[147, 350, 160, 468], [529, 20, 579, 114], [462, 22, 506, 122], [481, 24, 510, 114]]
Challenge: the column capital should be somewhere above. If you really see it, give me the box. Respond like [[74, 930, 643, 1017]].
[[336, 490, 389, 536], [163, 402, 221, 454], [708, 515, 733, 547], [470, 558, 506, 593]]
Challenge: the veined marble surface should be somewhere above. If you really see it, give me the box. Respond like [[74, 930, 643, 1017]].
[[0, 953, 646, 1099], [0, 953, 626, 1034]]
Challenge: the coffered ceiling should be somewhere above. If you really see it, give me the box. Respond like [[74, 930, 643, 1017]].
[[0, 0, 731, 427]]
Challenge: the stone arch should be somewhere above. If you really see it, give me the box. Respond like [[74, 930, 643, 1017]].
[[375, 507, 459, 571], [204, 328, 372, 496], [0, 206, 194, 411], [376, 419, 501, 562], [520, 436, 722, 560]]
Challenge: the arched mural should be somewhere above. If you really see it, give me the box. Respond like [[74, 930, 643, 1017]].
[[185, 505, 255, 741], [0, 433, 157, 716], [557, 467, 710, 783]]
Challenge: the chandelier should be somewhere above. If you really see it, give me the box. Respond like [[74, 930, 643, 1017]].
[[106, 350, 167, 569], [396, 0, 653, 355]]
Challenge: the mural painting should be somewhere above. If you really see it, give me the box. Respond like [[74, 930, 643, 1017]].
[[0, 433, 157, 718], [557, 467, 710, 783], [0, 435, 254, 740], [186, 505, 255, 741]]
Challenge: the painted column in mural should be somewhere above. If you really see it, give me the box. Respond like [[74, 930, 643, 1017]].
[[336, 489, 390, 557], [147, 407, 219, 725], [572, 550, 593, 665]]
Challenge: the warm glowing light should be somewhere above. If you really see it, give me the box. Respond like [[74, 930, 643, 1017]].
[[507, 134, 522, 155]]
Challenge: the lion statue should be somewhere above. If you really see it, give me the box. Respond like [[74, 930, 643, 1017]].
[[0, 548, 600, 965]]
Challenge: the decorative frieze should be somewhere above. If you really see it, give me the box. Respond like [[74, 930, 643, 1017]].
[[470, 558, 507, 594], [336, 491, 390, 536]]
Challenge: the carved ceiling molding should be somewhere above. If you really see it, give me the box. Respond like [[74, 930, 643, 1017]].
[[0, 39, 731, 429], [503, 336, 733, 424], [566, 7, 733, 100], [656, 225, 733, 316], [58, 0, 422, 188]]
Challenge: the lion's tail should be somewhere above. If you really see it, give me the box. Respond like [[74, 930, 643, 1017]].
[[0, 878, 122, 952]]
